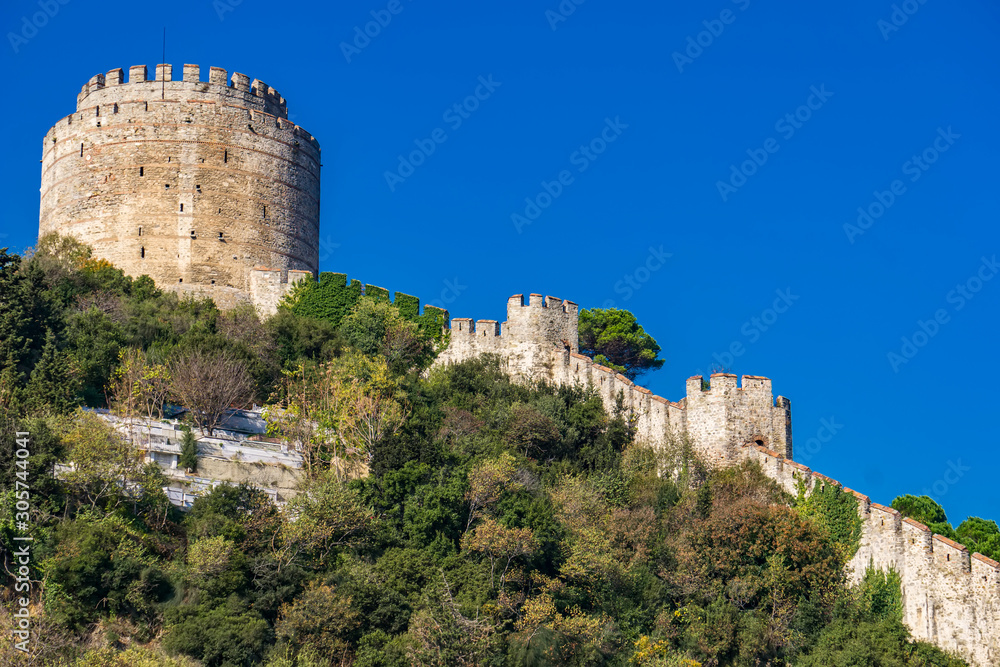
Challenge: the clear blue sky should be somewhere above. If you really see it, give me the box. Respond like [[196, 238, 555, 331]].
[[2, 0, 998, 524]]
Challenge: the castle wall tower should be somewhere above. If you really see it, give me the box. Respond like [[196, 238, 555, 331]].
[[39, 64, 321, 308], [684, 373, 792, 465], [435, 292, 995, 666]]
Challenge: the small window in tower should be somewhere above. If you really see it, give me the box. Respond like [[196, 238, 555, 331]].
[[180, 203, 184, 212], [144, 102, 148, 111], [139, 167, 144, 177], [218, 232, 224, 239], [947, 554, 950, 561], [113, 103, 118, 114], [96, 122, 101, 128], [80, 143, 84, 156], [96, 106, 100, 117], [211, 280, 216, 285], [165, 184, 170, 189], [138, 227, 142, 236], [179, 278, 183, 283], [196, 184, 201, 192], [262, 205, 266, 219], [224, 150, 228, 163], [141, 247, 145, 258]]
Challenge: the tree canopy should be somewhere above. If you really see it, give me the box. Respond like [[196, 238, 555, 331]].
[[578, 307, 665, 380]]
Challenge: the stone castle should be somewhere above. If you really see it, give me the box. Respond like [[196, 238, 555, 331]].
[[436, 294, 1000, 667], [39, 64, 320, 309], [37, 66, 998, 666]]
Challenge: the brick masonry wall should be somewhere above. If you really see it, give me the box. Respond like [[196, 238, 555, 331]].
[[39, 64, 320, 309], [435, 292, 997, 666]]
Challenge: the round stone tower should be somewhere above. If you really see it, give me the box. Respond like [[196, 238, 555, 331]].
[[39, 64, 320, 308]]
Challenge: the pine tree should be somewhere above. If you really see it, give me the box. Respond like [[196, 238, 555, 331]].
[[26, 330, 80, 414], [179, 427, 198, 473]]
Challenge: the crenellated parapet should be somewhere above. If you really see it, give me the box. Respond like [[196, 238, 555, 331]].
[[435, 294, 787, 464], [437, 293, 579, 371], [75, 64, 291, 120], [685, 373, 792, 463], [740, 443, 1000, 666]]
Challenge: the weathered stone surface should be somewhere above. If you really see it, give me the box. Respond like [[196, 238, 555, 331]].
[[40, 64, 320, 310]]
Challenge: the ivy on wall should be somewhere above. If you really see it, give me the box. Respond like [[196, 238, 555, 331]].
[[796, 478, 863, 561], [283, 273, 449, 341], [365, 285, 390, 302]]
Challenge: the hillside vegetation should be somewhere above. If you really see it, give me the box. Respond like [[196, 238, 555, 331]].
[[0, 237, 981, 666]]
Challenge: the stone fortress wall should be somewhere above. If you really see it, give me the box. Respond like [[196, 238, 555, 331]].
[[39, 64, 321, 309], [434, 293, 999, 667], [435, 293, 792, 465], [743, 445, 1000, 667]]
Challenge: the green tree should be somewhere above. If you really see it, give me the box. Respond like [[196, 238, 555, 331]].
[[179, 426, 199, 472], [891, 495, 956, 537], [578, 308, 664, 380], [340, 298, 431, 373], [63, 307, 126, 406], [796, 481, 863, 562], [955, 517, 1000, 560], [57, 409, 168, 516], [275, 472, 375, 569], [25, 329, 81, 414], [275, 581, 360, 660], [40, 514, 171, 630], [0, 248, 54, 410], [162, 597, 272, 667]]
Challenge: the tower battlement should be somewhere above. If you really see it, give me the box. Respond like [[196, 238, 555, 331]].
[[75, 64, 290, 119]]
